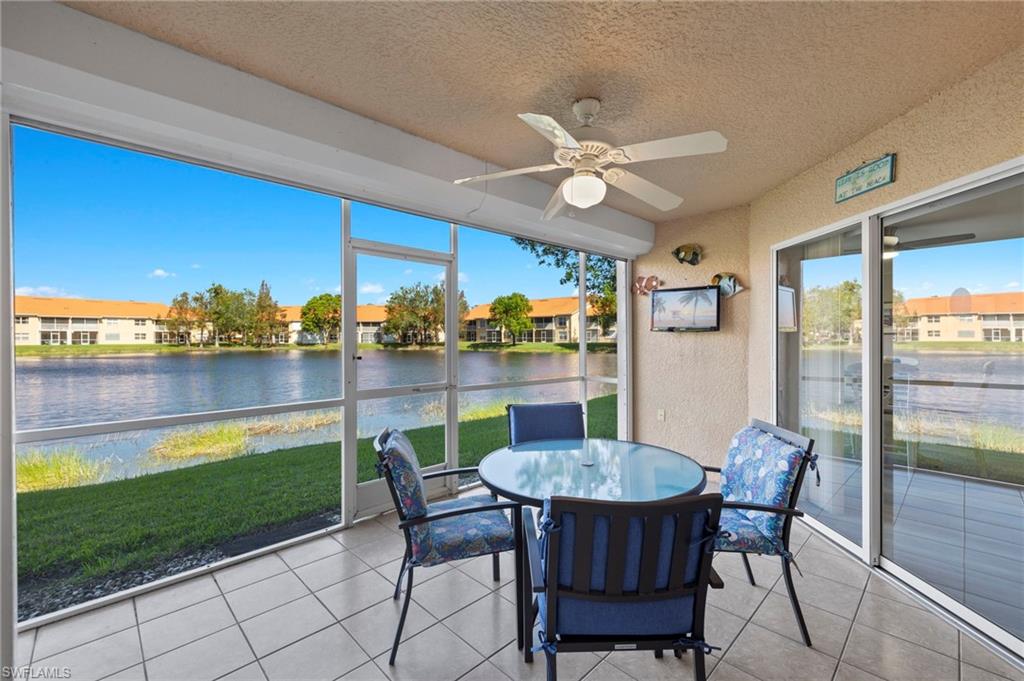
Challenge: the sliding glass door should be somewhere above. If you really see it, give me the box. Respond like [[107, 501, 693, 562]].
[[776, 223, 863, 545], [880, 175, 1024, 639]]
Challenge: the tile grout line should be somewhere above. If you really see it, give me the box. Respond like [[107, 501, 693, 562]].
[[132, 597, 149, 681], [830, 566, 870, 681], [279, 550, 387, 676], [212, 562, 271, 681]]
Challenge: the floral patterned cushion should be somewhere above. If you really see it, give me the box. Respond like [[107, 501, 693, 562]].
[[720, 426, 805, 542], [410, 496, 516, 567], [380, 430, 428, 519], [715, 508, 778, 554]]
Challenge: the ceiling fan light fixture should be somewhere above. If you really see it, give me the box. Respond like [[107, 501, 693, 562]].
[[562, 172, 606, 209]]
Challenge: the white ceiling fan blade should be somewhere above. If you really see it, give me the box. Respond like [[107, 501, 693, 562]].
[[542, 178, 570, 221], [614, 130, 727, 164], [454, 163, 562, 185], [518, 113, 582, 150], [604, 169, 683, 211]]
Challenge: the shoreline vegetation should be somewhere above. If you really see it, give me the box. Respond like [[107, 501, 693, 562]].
[[15, 340, 618, 358], [17, 394, 617, 605]]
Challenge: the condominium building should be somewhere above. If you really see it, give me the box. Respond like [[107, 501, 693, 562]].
[[464, 296, 616, 344], [899, 291, 1024, 342], [280, 304, 389, 344], [13, 296, 179, 345]]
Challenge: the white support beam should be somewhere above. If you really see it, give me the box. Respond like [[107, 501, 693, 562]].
[[0, 3, 654, 260], [0, 109, 17, 670]]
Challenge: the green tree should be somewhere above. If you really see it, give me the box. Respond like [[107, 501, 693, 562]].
[[801, 280, 862, 345], [166, 291, 194, 346], [190, 291, 210, 346], [383, 283, 433, 344], [490, 292, 533, 345], [513, 240, 617, 334], [301, 293, 341, 345], [252, 280, 284, 346]]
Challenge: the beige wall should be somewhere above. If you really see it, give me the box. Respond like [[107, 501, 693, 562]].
[[632, 46, 1024, 457], [631, 206, 750, 465], [746, 45, 1024, 421]]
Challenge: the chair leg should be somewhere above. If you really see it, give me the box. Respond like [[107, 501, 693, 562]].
[[388, 566, 415, 665], [654, 649, 664, 658], [492, 552, 501, 582], [544, 650, 557, 681], [694, 648, 706, 681], [741, 553, 757, 586], [674, 647, 683, 658], [393, 552, 409, 600], [781, 555, 812, 647]]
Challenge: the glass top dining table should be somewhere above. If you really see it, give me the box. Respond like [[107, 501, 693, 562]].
[[477, 438, 707, 507]]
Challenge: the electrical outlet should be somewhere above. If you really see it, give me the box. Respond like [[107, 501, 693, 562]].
[[657, 409, 666, 422]]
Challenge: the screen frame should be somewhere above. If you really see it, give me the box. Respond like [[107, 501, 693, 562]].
[[650, 285, 721, 332]]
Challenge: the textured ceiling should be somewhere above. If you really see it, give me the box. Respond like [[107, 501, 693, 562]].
[[65, 1, 1023, 222]]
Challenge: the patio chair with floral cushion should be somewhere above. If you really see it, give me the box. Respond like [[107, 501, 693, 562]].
[[706, 418, 818, 646], [373, 428, 519, 665]]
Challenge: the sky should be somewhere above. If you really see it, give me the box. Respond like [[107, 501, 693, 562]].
[[11, 125, 578, 310], [12, 124, 1021, 307], [801, 239, 1023, 299]]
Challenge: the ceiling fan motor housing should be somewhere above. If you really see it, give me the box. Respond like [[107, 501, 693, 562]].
[[572, 97, 602, 126]]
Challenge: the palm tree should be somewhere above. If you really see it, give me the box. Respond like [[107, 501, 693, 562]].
[[688, 288, 714, 325]]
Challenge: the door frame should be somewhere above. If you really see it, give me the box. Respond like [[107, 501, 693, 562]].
[[343, 218, 459, 522], [770, 155, 1024, 654]]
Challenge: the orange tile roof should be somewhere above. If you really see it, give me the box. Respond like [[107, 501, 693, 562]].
[[904, 291, 1024, 316], [466, 296, 591, 320], [281, 303, 386, 324], [15, 296, 171, 319]]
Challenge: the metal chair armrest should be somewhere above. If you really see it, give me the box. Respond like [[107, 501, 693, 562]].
[[421, 467, 479, 480], [722, 501, 804, 517], [702, 465, 722, 473], [522, 507, 546, 593], [398, 500, 519, 529]]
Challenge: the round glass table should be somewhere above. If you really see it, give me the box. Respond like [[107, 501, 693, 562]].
[[477, 438, 707, 507]]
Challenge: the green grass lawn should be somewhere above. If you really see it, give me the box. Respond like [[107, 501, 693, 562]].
[[17, 394, 617, 584]]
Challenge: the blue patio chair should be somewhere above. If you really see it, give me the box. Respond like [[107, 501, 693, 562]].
[[507, 402, 585, 445], [706, 418, 818, 646], [524, 493, 724, 681], [373, 428, 519, 665]]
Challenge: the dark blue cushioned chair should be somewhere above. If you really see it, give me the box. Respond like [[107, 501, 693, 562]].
[[524, 493, 723, 681], [374, 428, 519, 665], [706, 418, 817, 647], [507, 402, 585, 445]]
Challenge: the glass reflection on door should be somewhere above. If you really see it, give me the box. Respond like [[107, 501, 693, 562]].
[[776, 224, 863, 544], [881, 176, 1024, 639]]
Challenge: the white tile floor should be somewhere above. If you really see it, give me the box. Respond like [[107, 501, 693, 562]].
[[15, 494, 1024, 681]]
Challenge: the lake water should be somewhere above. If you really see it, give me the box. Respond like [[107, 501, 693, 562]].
[[15, 350, 617, 479], [15, 349, 616, 430], [799, 348, 1024, 427]]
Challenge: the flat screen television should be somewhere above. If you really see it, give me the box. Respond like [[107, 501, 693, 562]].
[[651, 285, 721, 332]]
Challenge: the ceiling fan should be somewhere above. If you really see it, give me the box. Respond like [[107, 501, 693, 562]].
[[453, 98, 728, 220]]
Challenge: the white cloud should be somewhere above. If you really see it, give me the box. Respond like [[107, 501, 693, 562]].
[[1005, 281, 1021, 289], [190, 263, 201, 269], [435, 271, 469, 283], [403, 269, 413, 276], [334, 284, 342, 293], [14, 285, 75, 297], [360, 282, 384, 294], [148, 268, 175, 279]]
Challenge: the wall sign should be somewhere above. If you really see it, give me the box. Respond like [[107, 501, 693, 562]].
[[835, 154, 896, 203]]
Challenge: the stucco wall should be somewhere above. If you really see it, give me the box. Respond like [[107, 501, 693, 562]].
[[631, 206, 751, 464], [632, 45, 1023, 455], [746, 45, 1024, 420]]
